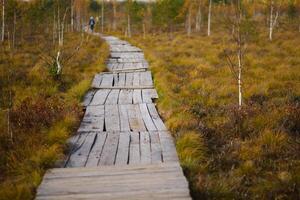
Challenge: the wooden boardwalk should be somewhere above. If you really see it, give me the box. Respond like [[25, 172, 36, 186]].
[[36, 36, 191, 200]]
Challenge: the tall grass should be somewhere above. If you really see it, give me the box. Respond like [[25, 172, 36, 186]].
[[129, 29, 300, 199], [0, 33, 109, 200]]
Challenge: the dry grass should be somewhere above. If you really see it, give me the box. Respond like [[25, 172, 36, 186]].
[[0, 33, 109, 200], [128, 29, 300, 199]]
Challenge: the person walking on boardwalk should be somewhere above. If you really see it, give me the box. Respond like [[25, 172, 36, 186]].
[[89, 16, 95, 32]]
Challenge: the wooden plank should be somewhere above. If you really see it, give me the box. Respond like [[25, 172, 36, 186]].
[[99, 132, 119, 166], [66, 132, 96, 168], [139, 103, 157, 131], [125, 72, 134, 86], [140, 132, 151, 164], [105, 89, 120, 105], [79, 105, 105, 132], [85, 133, 107, 167], [127, 104, 146, 131], [118, 89, 133, 104], [147, 103, 167, 131], [115, 132, 130, 165], [94, 86, 154, 90], [104, 105, 120, 131], [85, 105, 104, 118], [142, 89, 158, 103], [117, 73, 126, 86], [149, 131, 163, 163], [140, 71, 153, 86], [132, 72, 140, 86], [100, 74, 114, 87], [129, 132, 140, 164], [89, 89, 110, 105], [91, 74, 102, 88], [82, 90, 96, 107], [133, 89, 143, 104], [119, 105, 131, 131], [158, 131, 179, 162]]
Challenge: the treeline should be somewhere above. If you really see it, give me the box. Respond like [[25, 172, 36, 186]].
[[88, 0, 300, 40]]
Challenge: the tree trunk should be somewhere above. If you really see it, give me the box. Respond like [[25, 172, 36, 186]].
[[1, 0, 4, 42], [269, 1, 273, 41], [71, 0, 74, 32], [56, 51, 62, 74], [195, 3, 202, 32], [127, 13, 131, 37], [269, 1, 279, 41], [112, 0, 117, 31], [207, 0, 212, 36], [187, 4, 192, 37]]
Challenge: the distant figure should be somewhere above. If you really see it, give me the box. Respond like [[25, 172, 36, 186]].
[[89, 16, 95, 32]]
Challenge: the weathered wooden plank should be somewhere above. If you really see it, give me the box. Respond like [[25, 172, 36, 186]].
[[118, 89, 133, 104], [158, 131, 179, 162], [99, 132, 119, 166], [127, 104, 146, 131], [140, 71, 153, 86], [89, 89, 110, 105], [142, 89, 158, 103], [85, 133, 107, 167], [85, 105, 104, 118], [119, 105, 131, 131], [125, 72, 134, 86], [129, 132, 140, 164], [47, 162, 181, 178], [66, 132, 96, 168], [117, 73, 126, 86], [133, 89, 143, 104], [105, 89, 120, 105], [104, 105, 120, 131], [82, 90, 96, 107], [115, 132, 130, 165], [100, 74, 114, 87], [149, 131, 163, 163], [140, 132, 151, 164], [132, 72, 140, 86], [147, 103, 167, 131], [91, 74, 102, 88], [94, 86, 154, 90], [139, 103, 157, 131]]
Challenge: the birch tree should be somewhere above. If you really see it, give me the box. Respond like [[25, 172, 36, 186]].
[[268, 0, 280, 41], [222, 0, 256, 109], [207, 0, 212, 36], [195, 0, 202, 32]]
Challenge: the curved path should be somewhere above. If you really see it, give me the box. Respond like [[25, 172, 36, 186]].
[[36, 36, 191, 200]]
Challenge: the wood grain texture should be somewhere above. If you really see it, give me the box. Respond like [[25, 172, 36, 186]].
[[36, 35, 191, 200]]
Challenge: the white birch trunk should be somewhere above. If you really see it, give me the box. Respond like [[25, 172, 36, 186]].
[[56, 51, 62, 75], [238, 50, 242, 108], [269, 1, 273, 41], [207, 0, 212, 36], [269, 1, 279, 41], [71, 0, 74, 32]]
